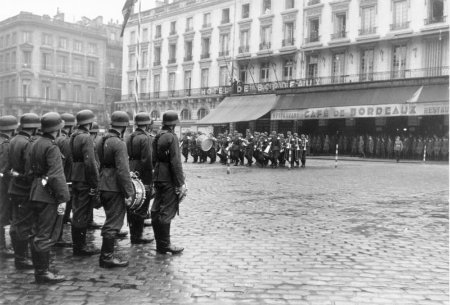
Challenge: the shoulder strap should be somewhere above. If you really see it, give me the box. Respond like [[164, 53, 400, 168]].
[[129, 133, 136, 158]]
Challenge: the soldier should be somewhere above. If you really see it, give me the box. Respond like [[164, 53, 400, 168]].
[[300, 134, 308, 168], [181, 132, 190, 163], [0, 115, 18, 259], [28, 112, 70, 283], [190, 133, 199, 163], [97, 111, 133, 268], [290, 133, 300, 168], [151, 111, 186, 254], [8, 113, 40, 270], [126, 112, 154, 244], [245, 132, 254, 167], [270, 131, 280, 168], [87, 122, 103, 229]]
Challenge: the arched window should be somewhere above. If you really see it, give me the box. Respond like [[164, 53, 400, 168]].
[[180, 108, 191, 121], [150, 110, 160, 120], [197, 108, 209, 120]]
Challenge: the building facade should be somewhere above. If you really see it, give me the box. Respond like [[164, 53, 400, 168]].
[[0, 11, 123, 125], [117, 0, 448, 136]]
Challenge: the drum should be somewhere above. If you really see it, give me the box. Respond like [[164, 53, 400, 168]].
[[129, 172, 147, 213]]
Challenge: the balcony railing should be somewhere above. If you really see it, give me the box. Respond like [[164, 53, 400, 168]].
[[184, 55, 192, 62], [200, 53, 210, 59], [185, 27, 193, 32], [153, 60, 161, 67], [259, 42, 271, 50], [202, 23, 211, 28], [239, 45, 250, 53], [219, 50, 230, 57], [359, 27, 377, 35], [424, 15, 447, 25], [307, 0, 320, 5], [168, 58, 176, 64], [221, 18, 230, 24], [390, 21, 410, 31], [4, 96, 104, 109], [331, 31, 347, 40], [304, 33, 320, 44], [154, 34, 161, 39], [120, 86, 232, 101], [169, 30, 177, 35], [282, 38, 295, 47]]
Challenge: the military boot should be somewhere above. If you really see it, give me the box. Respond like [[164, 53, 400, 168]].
[[12, 236, 33, 270], [72, 227, 100, 256], [99, 238, 128, 268], [130, 219, 153, 244], [156, 222, 184, 255], [33, 251, 65, 284], [0, 227, 14, 259]]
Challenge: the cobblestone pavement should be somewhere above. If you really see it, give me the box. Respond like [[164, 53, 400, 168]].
[[0, 159, 448, 305]]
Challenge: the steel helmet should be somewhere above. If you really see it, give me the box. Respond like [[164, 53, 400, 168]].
[[110, 111, 130, 127], [20, 113, 40, 129], [162, 110, 179, 126], [0, 115, 18, 131], [41, 112, 64, 133], [76, 109, 95, 126], [90, 122, 99, 133], [61, 113, 76, 127], [134, 112, 152, 126]]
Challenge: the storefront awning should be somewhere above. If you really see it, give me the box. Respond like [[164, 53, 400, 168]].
[[271, 84, 449, 120], [199, 94, 278, 124]]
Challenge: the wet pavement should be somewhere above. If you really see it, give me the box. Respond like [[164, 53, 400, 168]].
[[0, 159, 448, 305]]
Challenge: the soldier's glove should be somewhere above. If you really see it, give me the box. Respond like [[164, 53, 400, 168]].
[[57, 202, 66, 216], [124, 197, 132, 207], [175, 184, 188, 203]]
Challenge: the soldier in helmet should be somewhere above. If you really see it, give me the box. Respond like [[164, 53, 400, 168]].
[[8, 113, 40, 270], [28, 112, 70, 283], [0, 115, 18, 259], [96, 111, 133, 268], [151, 110, 186, 254], [125, 112, 154, 244], [70, 110, 101, 257]]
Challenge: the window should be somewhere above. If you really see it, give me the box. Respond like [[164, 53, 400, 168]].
[[22, 80, 30, 99], [308, 18, 320, 42], [185, 41, 193, 61], [155, 25, 162, 38], [203, 13, 211, 27], [307, 55, 318, 80], [201, 37, 210, 58], [392, 45, 407, 78], [424, 39, 444, 76], [5, 53, 9, 71], [42, 82, 51, 100], [0, 37, 3, 48], [22, 50, 31, 68], [141, 50, 148, 68], [11, 32, 17, 45], [260, 25, 272, 49], [285, 0, 294, 9], [110, 32, 117, 41], [219, 66, 229, 86], [333, 13, 346, 39], [170, 21, 177, 35], [184, 71, 192, 92], [154, 46, 161, 65], [128, 79, 134, 95], [260, 63, 270, 82], [142, 28, 148, 41], [5, 34, 10, 46], [22, 31, 32, 43], [360, 6, 376, 35], [392, 0, 408, 29], [151, 110, 160, 120], [240, 30, 250, 52], [130, 31, 136, 44], [186, 17, 193, 31], [74, 40, 83, 52], [427, 0, 444, 24], [263, 0, 271, 14], [73, 58, 82, 74], [58, 37, 67, 49], [0, 55, 3, 72], [222, 8, 230, 24], [169, 44, 177, 63], [88, 60, 97, 77], [42, 53, 51, 70], [42, 33, 52, 46], [332, 53, 345, 83], [197, 108, 209, 120], [11, 51, 16, 70], [201, 68, 209, 88], [87, 87, 96, 103], [57, 83, 67, 101], [283, 60, 294, 80], [360, 49, 374, 81], [129, 53, 136, 69], [283, 22, 295, 46], [140, 78, 147, 93], [88, 43, 97, 54], [154, 75, 160, 96], [74, 85, 82, 102], [239, 65, 248, 83], [220, 33, 229, 56], [168, 72, 176, 91], [181, 109, 191, 120], [242, 4, 250, 18], [57, 55, 68, 73]]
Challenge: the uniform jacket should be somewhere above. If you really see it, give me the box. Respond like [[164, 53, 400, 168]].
[[152, 127, 185, 187], [96, 129, 133, 198], [0, 134, 11, 201], [8, 131, 34, 196], [70, 128, 99, 188], [29, 134, 70, 204], [55, 131, 72, 182], [126, 128, 153, 185]]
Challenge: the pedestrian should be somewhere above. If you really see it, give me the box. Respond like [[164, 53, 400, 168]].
[[368, 136, 374, 158], [28, 112, 70, 283], [151, 110, 186, 254], [394, 136, 403, 162], [97, 111, 134, 268], [358, 136, 365, 158], [300, 134, 308, 168]]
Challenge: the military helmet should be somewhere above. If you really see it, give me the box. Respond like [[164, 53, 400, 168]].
[[110, 111, 130, 127], [0, 115, 18, 131], [41, 112, 64, 133], [20, 113, 40, 129], [76, 109, 95, 126], [90, 122, 99, 133], [61, 113, 76, 127], [134, 112, 152, 126], [162, 110, 179, 126]]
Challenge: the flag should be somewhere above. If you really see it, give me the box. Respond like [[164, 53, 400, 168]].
[[120, 0, 137, 37], [133, 0, 142, 114], [406, 86, 423, 103]]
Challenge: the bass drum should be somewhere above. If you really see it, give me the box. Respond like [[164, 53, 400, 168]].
[[129, 172, 147, 213]]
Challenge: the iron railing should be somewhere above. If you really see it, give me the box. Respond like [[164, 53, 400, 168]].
[[239, 45, 250, 53], [168, 58, 176, 64], [219, 50, 230, 57], [259, 42, 271, 50], [282, 38, 295, 47], [359, 27, 377, 35], [390, 21, 410, 30], [307, 0, 320, 5], [153, 60, 161, 67], [331, 31, 347, 39], [424, 15, 447, 24], [201, 53, 210, 59], [304, 33, 320, 44]]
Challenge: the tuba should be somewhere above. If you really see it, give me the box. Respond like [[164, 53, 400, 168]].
[[198, 134, 213, 152]]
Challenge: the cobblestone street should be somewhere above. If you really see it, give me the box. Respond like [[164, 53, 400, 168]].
[[0, 159, 448, 305]]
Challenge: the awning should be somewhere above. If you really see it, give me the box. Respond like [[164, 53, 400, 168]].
[[198, 94, 278, 124], [271, 84, 449, 120]]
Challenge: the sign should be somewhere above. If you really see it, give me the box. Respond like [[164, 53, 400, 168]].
[[271, 102, 449, 120], [236, 79, 322, 95]]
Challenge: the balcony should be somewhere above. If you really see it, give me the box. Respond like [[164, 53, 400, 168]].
[[221, 18, 230, 24], [359, 27, 377, 35], [154, 34, 161, 39], [153, 60, 161, 67], [169, 30, 177, 36], [200, 53, 210, 59], [185, 27, 193, 32], [424, 15, 447, 25], [239, 45, 250, 53], [202, 23, 211, 28], [331, 31, 347, 40], [184, 55, 192, 62], [304, 33, 320, 44], [219, 50, 229, 57], [282, 38, 295, 47], [168, 58, 177, 64], [259, 42, 271, 50], [307, 0, 320, 5], [120, 86, 232, 101], [390, 21, 410, 31]]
